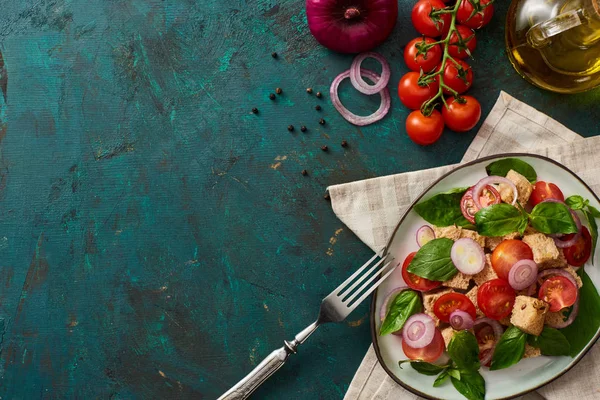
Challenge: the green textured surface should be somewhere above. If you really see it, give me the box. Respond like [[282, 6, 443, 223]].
[[0, 0, 598, 399]]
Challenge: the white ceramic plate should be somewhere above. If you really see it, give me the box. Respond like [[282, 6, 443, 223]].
[[371, 154, 600, 400]]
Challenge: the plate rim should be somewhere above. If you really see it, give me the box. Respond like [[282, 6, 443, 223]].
[[369, 152, 600, 400]]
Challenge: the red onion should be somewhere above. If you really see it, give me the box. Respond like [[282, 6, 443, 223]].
[[473, 317, 503, 366], [330, 69, 391, 126], [538, 268, 578, 289], [306, 0, 398, 54], [472, 176, 518, 209], [546, 298, 579, 329], [508, 259, 538, 290], [450, 238, 485, 275], [450, 310, 474, 330], [416, 225, 435, 247], [402, 313, 436, 349], [350, 52, 391, 95]]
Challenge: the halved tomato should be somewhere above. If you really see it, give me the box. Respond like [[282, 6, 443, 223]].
[[563, 226, 592, 267], [402, 327, 445, 362], [491, 239, 533, 281], [530, 181, 565, 206], [474, 322, 496, 367], [401, 252, 442, 291], [477, 279, 516, 320], [460, 185, 501, 224], [539, 276, 578, 312], [433, 292, 477, 323]]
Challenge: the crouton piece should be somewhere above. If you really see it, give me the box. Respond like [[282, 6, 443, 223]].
[[460, 229, 486, 247], [564, 265, 583, 288], [422, 288, 454, 326], [473, 254, 498, 286], [545, 309, 568, 326], [443, 272, 471, 290], [524, 226, 540, 235], [524, 343, 542, 359], [434, 225, 462, 241], [498, 170, 533, 206], [465, 285, 483, 317], [510, 296, 549, 336], [499, 315, 512, 326], [485, 232, 521, 251], [441, 326, 457, 348], [522, 233, 565, 270]]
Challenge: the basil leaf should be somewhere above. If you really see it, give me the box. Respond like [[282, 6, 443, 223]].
[[409, 361, 447, 376], [451, 370, 486, 400], [490, 326, 527, 370], [585, 210, 598, 265], [447, 368, 461, 380], [529, 202, 578, 235], [565, 195, 586, 210], [380, 290, 422, 336], [588, 205, 600, 218], [447, 331, 480, 371], [475, 204, 527, 237], [407, 238, 457, 281], [561, 270, 600, 356], [485, 157, 537, 183], [414, 187, 471, 227], [527, 327, 570, 356], [433, 370, 449, 387]]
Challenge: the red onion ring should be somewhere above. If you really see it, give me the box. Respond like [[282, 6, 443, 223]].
[[450, 310, 474, 330], [538, 268, 578, 289], [508, 259, 538, 290], [330, 68, 391, 126], [546, 298, 579, 329], [473, 317, 503, 366], [402, 313, 435, 349], [350, 52, 391, 95], [472, 176, 518, 209], [450, 238, 486, 275], [416, 225, 435, 247]]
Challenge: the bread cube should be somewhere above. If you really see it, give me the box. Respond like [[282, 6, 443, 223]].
[[498, 170, 533, 206], [441, 326, 457, 348], [460, 229, 486, 247], [510, 296, 549, 336], [498, 315, 512, 326], [485, 232, 521, 251], [473, 254, 498, 286], [522, 233, 565, 270], [564, 265, 583, 288], [434, 225, 462, 241], [524, 343, 541, 359], [422, 288, 453, 326], [443, 272, 471, 290], [545, 309, 568, 326], [465, 285, 483, 317]]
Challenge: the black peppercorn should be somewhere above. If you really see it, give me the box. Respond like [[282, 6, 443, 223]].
[[306, 87, 313, 94], [269, 93, 276, 100], [300, 126, 307, 132], [271, 52, 278, 58], [288, 125, 294, 132], [301, 169, 308, 176], [252, 107, 258, 114], [316, 91, 322, 98], [324, 192, 331, 201], [315, 105, 321, 111], [276, 87, 282, 95], [321, 145, 328, 152], [341, 140, 348, 147], [319, 118, 325, 125]]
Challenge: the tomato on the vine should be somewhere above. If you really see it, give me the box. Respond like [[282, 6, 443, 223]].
[[398, 72, 439, 110], [448, 25, 477, 59], [457, 0, 495, 30], [438, 59, 473, 95], [442, 96, 481, 132], [411, 0, 452, 37], [406, 109, 445, 145], [404, 37, 443, 73]]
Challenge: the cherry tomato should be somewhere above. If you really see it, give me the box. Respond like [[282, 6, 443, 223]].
[[404, 37, 443, 73], [433, 293, 477, 323], [406, 109, 445, 146], [438, 59, 473, 95], [402, 327, 445, 362], [398, 72, 439, 110], [564, 226, 593, 266], [477, 279, 516, 320], [474, 321, 496, 366], [530, 181, 565, 206], [401, 252, 442, 291], [460, 185, 501, 224], [491, 239, 534, 281], [411, 0, 452, 37], [448, 25, 477, 59], [457, 0, 495, 30], [539, 275, 578, 312], [442, 96, 482, 132]]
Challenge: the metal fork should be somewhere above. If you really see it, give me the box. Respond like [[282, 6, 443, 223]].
[[218, 249, 395, 400]]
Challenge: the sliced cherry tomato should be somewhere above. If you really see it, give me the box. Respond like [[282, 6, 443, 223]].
[[491, 239, 534, 281], [530, 181, 565, 206], [411, 0, 452, 37], [402, 327, 445, 362], [442, 96, 482, 132], [460, 185, 501, 224], [457, 0, 495, 30], [404, 37, 443, 73], [474, 322, 496, 366], [406, 109, 445, 146], [433, 292, 477, 323], [539, 275, 578, 312], [398, 72, 439, 110], [438, 59, 473, 95], [448, 25, 477, 59], [401, 252, 442, 291], [563, 226, 592, 266], [477, 279, 516, 320]]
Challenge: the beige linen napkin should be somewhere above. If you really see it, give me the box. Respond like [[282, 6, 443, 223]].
[[329, 91, 600, 400]]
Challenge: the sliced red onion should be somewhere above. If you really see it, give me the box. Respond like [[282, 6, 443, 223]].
[[330, 69, 391, 126], [450, 238, 485, 275], [402, 313, 436, 349], [350, 52, 391, 95], [473, 317, 503, 366], [450, 310, 474, 330], [546, 298, 579, 329], [416, 225, 435, 247], [538, 268, 578, 288], [473, 176, 518, 209], [508, 259, 538, 290]]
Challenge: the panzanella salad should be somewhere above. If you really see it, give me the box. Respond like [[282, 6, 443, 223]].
[[379, 158, 600, 400]]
